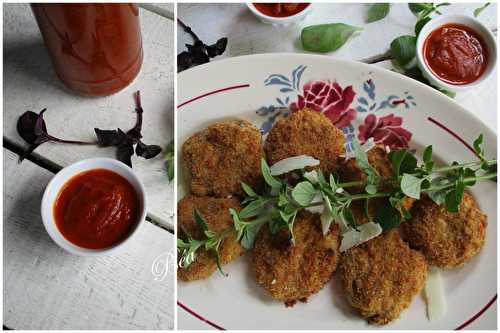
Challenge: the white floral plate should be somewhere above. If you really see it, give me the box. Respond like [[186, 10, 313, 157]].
[[177, 54, 497, 330]]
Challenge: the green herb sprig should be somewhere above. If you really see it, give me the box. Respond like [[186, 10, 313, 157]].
[[178, 135, 496, 275]]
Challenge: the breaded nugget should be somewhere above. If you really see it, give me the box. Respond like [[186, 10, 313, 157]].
[[339, 229, 428, 325], [338, 145, 394, 194], [177, 195, 243, 281], [182, 120, 264, 197], [338, 145, 415, 216], [264, 109, 345, 175], [402, 193, 487, 268], [253, 211, 341, 305]]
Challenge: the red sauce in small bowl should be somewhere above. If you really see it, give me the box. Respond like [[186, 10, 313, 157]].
[[53, 169, 140, 249], [423, 23, 488, 85], [253, 3, 310, 17]]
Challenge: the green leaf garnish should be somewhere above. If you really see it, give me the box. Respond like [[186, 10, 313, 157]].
[[474, 3, 490, 17], [261, 159, 282, 188], [291, 181, 317, 206], [366, 3, 390, 23], [391, 35, 417, 69], [301, 23, 363, 53], [401, 173, 424, 199]]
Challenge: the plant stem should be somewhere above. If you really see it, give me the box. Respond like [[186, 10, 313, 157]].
[[177, 18, 200, 42], [336, 159, 496, 189]]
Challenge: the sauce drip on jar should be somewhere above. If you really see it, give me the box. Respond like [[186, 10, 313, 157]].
[[53, 169, 140, 249], [253, 3, 310, 17], [423, 23, 488, 85]]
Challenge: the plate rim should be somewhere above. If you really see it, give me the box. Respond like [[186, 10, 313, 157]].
[[177, 53, 497, 330]]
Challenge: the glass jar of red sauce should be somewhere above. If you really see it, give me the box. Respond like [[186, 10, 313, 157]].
[[423, 23, 488, 85], [31, 4, 143, 96]]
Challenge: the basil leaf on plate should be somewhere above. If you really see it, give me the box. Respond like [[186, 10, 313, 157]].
[[301, 23, 363, 53]]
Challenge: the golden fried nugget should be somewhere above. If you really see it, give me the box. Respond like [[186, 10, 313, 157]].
[[264, 109, 345, 175], [182, 120, 264, 197], [339, 230, 428, 325], [402, 193, 487, 268], [338, 145, 395, 194], [253, 211, 341, 305], [177, 195, 243, 281]]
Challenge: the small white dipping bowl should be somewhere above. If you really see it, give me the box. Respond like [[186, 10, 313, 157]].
[[246, 3, 313, 26], [416, 14, 497, 92], [41, 158, 147, 257]]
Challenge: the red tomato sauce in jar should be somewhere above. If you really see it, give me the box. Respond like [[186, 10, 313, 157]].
[[253, 3, 310, 17], [423, 23, 488, 85], [31, 4, 143, 96], [53, 169, 140, 249]]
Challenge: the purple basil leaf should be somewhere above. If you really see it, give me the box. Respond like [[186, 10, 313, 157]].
[[177, 51, 193, 72], [34, 109, 48, 137], [95, 128, 120, 147], [17, 110, 43, 144], [206, 38, 228, 58], [136, 140, 162, 159], [117, 143, 134, 167]]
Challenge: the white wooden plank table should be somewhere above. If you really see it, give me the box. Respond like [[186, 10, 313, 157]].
[[3, 3, 175, 229], [177, 3, 497, 330], [3, 3, 175, 330]]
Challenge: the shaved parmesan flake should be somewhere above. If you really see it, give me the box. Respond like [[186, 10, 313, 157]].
[[339, 222, 382, 252], [304, 193, 324, 214], [320, 211, 334, 235], [270, 155, 320, 176], [341, 138, 376, 160], [425, 268, 446, 321], [304, 170, 319, 184]]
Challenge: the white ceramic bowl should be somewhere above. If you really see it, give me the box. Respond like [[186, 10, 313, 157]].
[[246, 2, 313, 26], [416, 14, 497, 92], [41, 158, 147, 256]]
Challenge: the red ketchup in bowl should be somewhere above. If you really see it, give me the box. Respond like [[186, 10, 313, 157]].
[[253, 3, 310, 17], [423, 23, 488, 85]]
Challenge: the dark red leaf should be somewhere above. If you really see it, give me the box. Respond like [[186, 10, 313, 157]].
[[136, 140, 162, 159]]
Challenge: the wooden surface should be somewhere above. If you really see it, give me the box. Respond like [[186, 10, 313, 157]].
[[3, 3, 175, 330], [177, 3, 497, 330], [3, 149, 175, 330], [3, 3, 175, 229]]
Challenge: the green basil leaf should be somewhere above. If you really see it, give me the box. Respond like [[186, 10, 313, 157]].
[[341, 206, 357, 229], [408, 3, 433, 16], [194, 209, 209, 232], [463, 168, 477, 186], [241, 222, 263, 249], [423, 145, 433, 165], [473, 134, 484, 158], [415, 16, 431, 36], [474, 3, 490, 17], [241, 182, 257, 197], [229, 208, 244, 240], [389, 149, 407, 177], [445, 189, 460, 213], [269, 217, 287, 234], [213, 249, 227, 276], [401, 173, 424, 199], [353, 140, 379, 184], [301, 23, 363, 53], [391, 35, 417, 69], [261, 159, 282, 188], [291, 181, 317, 206], [367, 3, 390, 23], [239, 198, 269, 219], [374, 199, 401, 231]]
